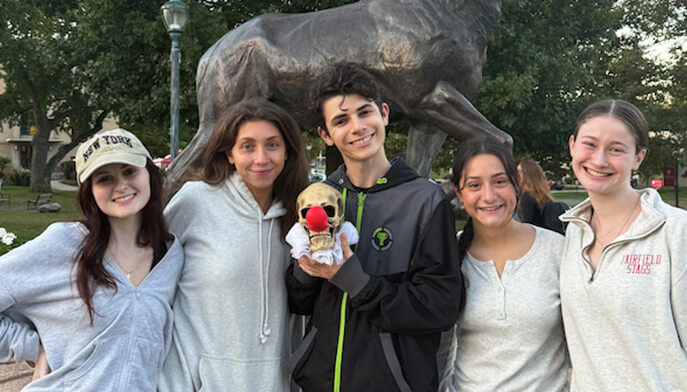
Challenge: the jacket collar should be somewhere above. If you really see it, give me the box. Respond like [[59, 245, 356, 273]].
[[561, 188, 666, 240], [327, 157, 419, 193], [226, 172, 286, 220]]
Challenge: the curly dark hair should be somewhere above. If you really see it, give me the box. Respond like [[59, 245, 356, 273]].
[[310, 62, 384, 130]]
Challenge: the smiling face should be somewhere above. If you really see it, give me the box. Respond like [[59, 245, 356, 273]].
[[569, 115, 646, 197], [318, 94, 389, 165], [228, 120, 287, 202], [91, 163, 151, 221], [455, 154, 518, 230]]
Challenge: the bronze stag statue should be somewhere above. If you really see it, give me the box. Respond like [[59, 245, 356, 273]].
[[166, 0, 510, 193]]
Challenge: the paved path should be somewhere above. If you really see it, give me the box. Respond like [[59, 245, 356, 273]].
[[50, 180, 77, 191], [0, 363, 31, 391]]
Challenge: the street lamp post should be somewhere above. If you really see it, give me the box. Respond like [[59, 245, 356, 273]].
[[161, 0, 189, 162], [305, 141, 312, 165]]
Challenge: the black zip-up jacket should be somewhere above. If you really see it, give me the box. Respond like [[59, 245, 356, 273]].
[[286, 158, 464, 392]]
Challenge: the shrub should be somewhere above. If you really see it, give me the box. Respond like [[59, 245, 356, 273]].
[[0, 156, 10, 179], [59, 160, 76, 180], [7, 169, 31, 186]]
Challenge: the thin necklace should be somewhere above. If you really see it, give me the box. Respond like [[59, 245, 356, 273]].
[[108, 249, 136, 281], [592, 195, 640, 248]]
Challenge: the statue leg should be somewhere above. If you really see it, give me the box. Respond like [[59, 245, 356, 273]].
[[405, 122, 447, 178], [413, 81, 512, 146]]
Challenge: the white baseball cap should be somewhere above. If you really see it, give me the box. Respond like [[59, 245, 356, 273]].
[[75, 128, 152, 183]]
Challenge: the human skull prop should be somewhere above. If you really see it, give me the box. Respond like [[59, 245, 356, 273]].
[[297, 183, 344, 252]]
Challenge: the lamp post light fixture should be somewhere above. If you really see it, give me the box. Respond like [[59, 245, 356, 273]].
[[161, 0, 189, 162], [305, 141, 312, 165]]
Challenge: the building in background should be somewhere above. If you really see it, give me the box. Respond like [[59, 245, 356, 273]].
[[0, 78, 118, 173]]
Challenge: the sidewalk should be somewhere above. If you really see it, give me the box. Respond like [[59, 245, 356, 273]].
[[50, 180, 77, 191], [0, 363, 31, 391]]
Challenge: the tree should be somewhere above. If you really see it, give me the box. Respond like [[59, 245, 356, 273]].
[[0, 0, 109, 192], [0, 0, 355, 192], [472, 0, 622, 178], [69, 0, 227, 157], [601, 0, 687, 181]]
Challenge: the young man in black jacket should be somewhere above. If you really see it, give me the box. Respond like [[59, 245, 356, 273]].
[[286, 63, 464, 392]]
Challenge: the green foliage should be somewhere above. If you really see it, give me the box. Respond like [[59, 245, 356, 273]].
[[58, 160, 76, 181], [0, 156, 10, 175], [301, 129, 327, 164], [2, 0, 685, 183], [212, 0, 355, 28], [7, 170, 31, 186], [384, 122, 408, 162], [473, 0, 621, 176], [641, 131, 686, 180], [592, 0, 687, 180]]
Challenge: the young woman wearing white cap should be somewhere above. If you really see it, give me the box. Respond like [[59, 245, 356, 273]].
[[0, 128, 184, 391]]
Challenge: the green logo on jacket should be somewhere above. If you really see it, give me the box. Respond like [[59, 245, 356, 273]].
[[371, 227, 393, 251]]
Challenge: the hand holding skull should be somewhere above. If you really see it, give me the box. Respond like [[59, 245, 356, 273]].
[[286, 183, 359, 267], [298, 233, 353, 279]]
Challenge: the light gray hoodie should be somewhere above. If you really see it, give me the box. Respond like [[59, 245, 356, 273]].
[[159, 173, 292, 391], [0, 222, 184, 391], [560, 188, 687, 391]]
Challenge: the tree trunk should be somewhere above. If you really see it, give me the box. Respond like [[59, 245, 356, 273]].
[[28, 104, 108, 193], [44, 111, 108, 183]]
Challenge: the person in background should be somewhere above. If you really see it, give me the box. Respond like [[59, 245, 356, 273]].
[[440, 137, 569, 392], [517, 159, 567, 234], [158, 98, 308, 391], [560, 99, 687, 390], [0, 129, 183, 391]]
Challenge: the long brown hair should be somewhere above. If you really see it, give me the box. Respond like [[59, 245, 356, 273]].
[[75, 159, 172, 325], [518, 159, 553, 209], [199, 98, 308, 240]]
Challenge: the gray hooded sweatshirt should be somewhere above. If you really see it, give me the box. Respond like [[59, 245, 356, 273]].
[[0, 222, 184, 391], [159, 173, 292, 391]]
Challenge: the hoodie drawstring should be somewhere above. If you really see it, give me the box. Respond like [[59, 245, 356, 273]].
[[258, 216, 275, 344]]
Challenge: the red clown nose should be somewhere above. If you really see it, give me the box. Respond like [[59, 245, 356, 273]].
[[306, 206, 329, 232]]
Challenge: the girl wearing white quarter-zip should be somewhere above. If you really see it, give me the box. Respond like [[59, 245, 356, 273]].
[[561, 99, 687, 390]]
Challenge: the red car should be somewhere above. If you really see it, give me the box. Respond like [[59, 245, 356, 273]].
[[547, 179, 564, 190]]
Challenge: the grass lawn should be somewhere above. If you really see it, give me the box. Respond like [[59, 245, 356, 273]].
[[456, 219, 467, 231], [551, 190, 589, 201], [657, 186, 687, 209], [0, 185, 83, 242], [552, 186, 687, 209]]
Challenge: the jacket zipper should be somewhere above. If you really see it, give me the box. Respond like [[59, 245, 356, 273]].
[[565, 211, 664, 282], [333, 189, 366, 392]]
